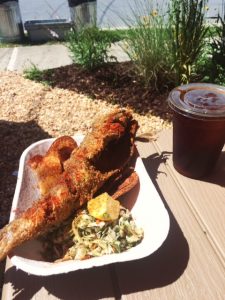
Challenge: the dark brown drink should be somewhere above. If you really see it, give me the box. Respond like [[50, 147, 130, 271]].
[[168, 83, 225, 179]]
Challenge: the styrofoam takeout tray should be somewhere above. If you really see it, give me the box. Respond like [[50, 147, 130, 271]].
[[9, 135, 170, 276]]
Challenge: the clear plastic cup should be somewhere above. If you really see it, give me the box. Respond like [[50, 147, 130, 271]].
[[168, 83, 225, 179]]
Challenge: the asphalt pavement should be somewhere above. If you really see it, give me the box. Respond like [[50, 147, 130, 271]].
[[0, 42, 129, 73]]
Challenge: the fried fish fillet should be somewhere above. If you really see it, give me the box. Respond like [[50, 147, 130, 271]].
[[0, 109, 139, 261], [28, 136, 77, 196]]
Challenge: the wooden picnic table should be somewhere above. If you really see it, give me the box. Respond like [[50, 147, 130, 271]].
[[2, 129, 225, 300]]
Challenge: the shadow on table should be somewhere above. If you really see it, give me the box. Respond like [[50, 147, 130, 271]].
[[112, 151, 190, 296], [3, 265, 116, 300], [3, 147, 189, 300], [201, 151, 225, 187]]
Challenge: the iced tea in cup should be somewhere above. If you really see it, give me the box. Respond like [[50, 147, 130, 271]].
[[168, 83, 225, 178]]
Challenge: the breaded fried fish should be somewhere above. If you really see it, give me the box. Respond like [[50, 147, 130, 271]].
[[0, 109, 139, 261], [28, 136, 77, 196]]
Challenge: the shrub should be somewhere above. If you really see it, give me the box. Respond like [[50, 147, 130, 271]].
[[66, 26, 117, 70], [23, 64, 52, 85], [122, 2, 175, 90], [168, 0, 209, 84], [195, 5, 225, 85], [210, 7, 225, 84]]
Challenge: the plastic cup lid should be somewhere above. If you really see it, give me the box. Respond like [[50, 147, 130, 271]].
[[168, 83, 225, 119]]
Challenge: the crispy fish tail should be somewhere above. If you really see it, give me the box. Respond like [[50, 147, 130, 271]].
[[0, 184, 76, 261], [0, 218, 33, 261]]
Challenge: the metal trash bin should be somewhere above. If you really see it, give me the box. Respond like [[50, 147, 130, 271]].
[[68, 0, 97, 29], [0, 0, 24, 42]]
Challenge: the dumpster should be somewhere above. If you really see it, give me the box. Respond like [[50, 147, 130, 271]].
[[68, 0, 97, 29], [0, 0, 24, 42], [24, 19, 72, 42]]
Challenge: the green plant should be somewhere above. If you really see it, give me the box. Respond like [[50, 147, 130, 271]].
[[169, 0, 209, 84], [122, 2, 175, 90], [195, 5, 225, 85], [23, 64, 52, 85], [66, 26, 117, 70], [210, 7, 225, 84], [193, 42, 211, 82], [102, 28, 128, 42]]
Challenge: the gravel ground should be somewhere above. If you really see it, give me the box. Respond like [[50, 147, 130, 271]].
[[0, 67, 172, 293]]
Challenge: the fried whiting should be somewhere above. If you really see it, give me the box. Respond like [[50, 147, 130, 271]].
[[28, 136, 78, 196], [0, 109, 139, 261]]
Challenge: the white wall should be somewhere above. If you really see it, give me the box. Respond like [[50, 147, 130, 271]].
[[19, 0, 225, 27]]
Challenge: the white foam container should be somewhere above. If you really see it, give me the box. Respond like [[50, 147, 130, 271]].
[[9, 135, 170, 276]]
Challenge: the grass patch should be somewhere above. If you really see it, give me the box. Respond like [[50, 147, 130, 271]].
[[120, 2, 175, 90], [169, 0, 209, 84], [23, 64, 52, 85]]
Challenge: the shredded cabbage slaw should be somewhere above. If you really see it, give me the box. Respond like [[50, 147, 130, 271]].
[[41, 207, 144, 262]]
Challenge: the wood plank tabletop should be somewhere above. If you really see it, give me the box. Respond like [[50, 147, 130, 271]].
[[2, 129, 225, 300]]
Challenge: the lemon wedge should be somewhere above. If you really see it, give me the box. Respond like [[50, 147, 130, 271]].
[[87, 193, 120, 221]]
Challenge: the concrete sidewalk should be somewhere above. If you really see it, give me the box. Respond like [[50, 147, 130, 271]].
[[0, 42, 129, 73]]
